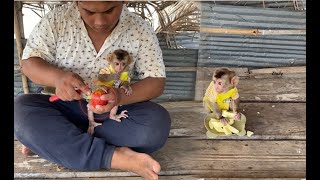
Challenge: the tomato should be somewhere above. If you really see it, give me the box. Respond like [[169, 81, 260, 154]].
[[90, 88, 108, 108]]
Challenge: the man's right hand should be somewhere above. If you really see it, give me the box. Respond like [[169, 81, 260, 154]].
[[54, 71, 91, 101]]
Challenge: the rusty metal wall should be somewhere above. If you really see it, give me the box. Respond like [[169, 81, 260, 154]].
[[198, 2, 306, 68]]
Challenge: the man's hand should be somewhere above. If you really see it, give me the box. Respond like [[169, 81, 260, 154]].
[[87, 88, 120, 114], [54, 71, 91, 101]]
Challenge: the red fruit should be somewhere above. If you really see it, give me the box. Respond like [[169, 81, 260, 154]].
[[90, 88, 108, 108]]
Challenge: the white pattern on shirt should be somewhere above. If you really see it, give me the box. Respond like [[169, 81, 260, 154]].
[[22, 2, 166, 83]]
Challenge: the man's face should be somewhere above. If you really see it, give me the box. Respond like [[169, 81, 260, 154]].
[[77, 1, 123, 33]]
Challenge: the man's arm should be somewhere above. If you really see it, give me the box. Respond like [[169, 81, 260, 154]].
[[117, 77, 165, 105], [22, 57, 66, 87], [22, 57, 91, 101]]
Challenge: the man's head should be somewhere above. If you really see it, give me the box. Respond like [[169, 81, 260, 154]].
[[77, 1, 124, 34]]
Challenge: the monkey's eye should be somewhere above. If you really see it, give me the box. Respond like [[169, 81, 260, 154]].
[[218, 82, 222, 86], [115, 62, 120, 66], [122, 63, 126, 66]]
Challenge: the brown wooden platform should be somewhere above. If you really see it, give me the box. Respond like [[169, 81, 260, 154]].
[[14, 66, 306, 179]]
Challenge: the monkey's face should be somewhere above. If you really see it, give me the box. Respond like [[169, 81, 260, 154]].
[[78, 1, 123, 33], [213, 78, 226, 93], [213, 77, 229, 94], [112, 59, 127, 73]]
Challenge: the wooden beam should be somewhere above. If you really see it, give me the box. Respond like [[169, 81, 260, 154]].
[[14, 1, 29, 94], [201, 27, 306, 35]]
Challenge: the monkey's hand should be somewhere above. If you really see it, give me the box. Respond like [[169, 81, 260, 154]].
[[120, 84, 132, 96], [220, 117, 230, 126], [234, 112, 241, 121], [109, 110, 128, 122]]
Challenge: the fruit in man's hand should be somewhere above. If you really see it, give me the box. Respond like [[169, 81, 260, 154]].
[[90, 88, 108, 108]]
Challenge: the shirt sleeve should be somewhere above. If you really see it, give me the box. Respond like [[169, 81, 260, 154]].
[[22, 12, 56, 63], [134, 22, 166, 80]]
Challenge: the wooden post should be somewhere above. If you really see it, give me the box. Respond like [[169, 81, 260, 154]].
[[14, 1, 29, 94]]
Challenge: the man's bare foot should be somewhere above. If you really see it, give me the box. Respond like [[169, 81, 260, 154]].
[[21, 145, 35, 156], [111, 147, 161, 180]]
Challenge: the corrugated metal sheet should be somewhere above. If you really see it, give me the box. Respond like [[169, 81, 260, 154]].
[[201, 5, 305, 29], [151, 49, 198, 102], [14, 39, 43, 97], [207, 0, 306, 10], [198, 2, 306, 68], [162, 49, 198, 67], [157, 32, 199, 49], [156, 71, 196, 102]]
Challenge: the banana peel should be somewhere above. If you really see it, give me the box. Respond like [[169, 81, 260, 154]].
[[204, 110, 247, 138]]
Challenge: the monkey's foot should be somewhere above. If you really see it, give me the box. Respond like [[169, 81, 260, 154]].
[[87, 121, 102, 135], [220, 117, 230, 125], [110, 110, 128, 122], [234, 112, 241, 121]]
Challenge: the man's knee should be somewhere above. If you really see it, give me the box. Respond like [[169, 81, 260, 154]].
[[14, 94, 46, 141], [14, 95, 31, 126], [134, 125, 170, 153]]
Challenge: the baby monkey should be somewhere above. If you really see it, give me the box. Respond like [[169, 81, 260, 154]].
[[87, 49, 133, 135], [203, 68, 241, 125], [96, 49, 133, 122]]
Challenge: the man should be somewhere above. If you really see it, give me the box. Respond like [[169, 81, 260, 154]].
[[14, 2, 171, 180]]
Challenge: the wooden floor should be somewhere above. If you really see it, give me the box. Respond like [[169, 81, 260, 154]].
[[14, 66, 306, 179]]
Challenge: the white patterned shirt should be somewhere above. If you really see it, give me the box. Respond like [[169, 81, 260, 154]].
[[22, 2, 166, 83]]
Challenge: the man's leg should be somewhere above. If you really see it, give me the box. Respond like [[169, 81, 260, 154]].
[[15, 95, 171, 179], [93, 101, 172, 153], [93, 101, 171, 179], [14, 94, 114, 170]]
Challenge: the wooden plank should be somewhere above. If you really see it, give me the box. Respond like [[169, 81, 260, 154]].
[[15, 178, 303, 180], [166, 67, 197, 72], [14, 139, 306, 178], [200, 27, 306, 36], [159, 102, 306, 140], [14, 102, 306, 141], [250, 66, 306, 75], [155, 139, 306, 178], [195, 72, 305, 101]]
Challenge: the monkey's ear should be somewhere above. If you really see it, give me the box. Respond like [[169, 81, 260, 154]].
[[231, 76, 240, 87], [127, 56, 133, 65], [107, 54, 113, 62]]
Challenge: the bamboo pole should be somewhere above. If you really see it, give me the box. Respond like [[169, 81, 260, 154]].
[[14, 1, 29, 94]]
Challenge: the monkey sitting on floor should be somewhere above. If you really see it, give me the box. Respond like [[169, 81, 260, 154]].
[[203, 68, 245, 135], [203, 67, 241, 126], [87, 49, 133, 135]]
